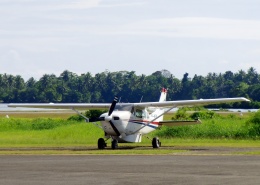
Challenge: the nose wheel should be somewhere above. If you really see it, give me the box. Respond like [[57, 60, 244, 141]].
[[111, 139, 118, 149], [98, 138, 107, 149], [98, 138, 119, 149]]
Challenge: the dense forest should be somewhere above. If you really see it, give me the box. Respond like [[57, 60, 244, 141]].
[[0, 68, 260, 108]]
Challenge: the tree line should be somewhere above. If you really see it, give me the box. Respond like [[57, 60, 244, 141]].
[[0, 68, 259, 108]]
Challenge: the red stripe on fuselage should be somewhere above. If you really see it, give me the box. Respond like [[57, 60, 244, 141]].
[[130, 120, 160, 125]]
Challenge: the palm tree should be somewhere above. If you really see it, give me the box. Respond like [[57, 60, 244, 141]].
[[246, 67, 259, 85], [14, 75, 25, 90]]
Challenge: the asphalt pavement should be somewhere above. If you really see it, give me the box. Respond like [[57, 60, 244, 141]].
[[0, 155, 259, 185]]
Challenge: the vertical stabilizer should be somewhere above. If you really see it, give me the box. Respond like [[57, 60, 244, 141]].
[[150, 88, 168, 122], [159, 88, 167, 102]]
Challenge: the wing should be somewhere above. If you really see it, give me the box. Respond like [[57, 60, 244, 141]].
[[8, 97, 249, 110], [8, 103, 112, 110], [133, 97, 250, 108]]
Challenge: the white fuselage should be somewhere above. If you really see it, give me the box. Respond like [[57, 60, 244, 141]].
[[99, 108, 164, 143], [100, 88, 167, 143]]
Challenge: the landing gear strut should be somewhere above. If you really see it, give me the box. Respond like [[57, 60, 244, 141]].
[[152, 137, 161, 148]]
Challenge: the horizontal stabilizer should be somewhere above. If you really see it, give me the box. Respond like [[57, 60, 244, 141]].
[[159, 119, 201, 127]]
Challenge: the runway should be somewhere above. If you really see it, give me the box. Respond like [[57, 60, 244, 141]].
[[0, 155, 259, 185]]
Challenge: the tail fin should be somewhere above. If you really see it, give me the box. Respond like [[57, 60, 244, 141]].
[[159, 88, 167, 102], [150, 88, 167, 122]]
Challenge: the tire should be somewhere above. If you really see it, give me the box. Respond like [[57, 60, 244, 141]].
[[111, 139, 118, 149], [98, 138, 106, 149], [152, 137, 160, 148]]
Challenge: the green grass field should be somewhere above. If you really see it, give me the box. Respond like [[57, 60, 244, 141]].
[[0, 111, 259, 155], [0, 110, 259, 149]]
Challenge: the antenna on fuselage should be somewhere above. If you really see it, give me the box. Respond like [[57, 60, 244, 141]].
[[140, 96, 143, 103]]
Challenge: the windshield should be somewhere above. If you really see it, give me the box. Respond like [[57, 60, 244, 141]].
[[114, 104, 134, 112]]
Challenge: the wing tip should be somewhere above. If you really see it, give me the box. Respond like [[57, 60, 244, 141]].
[[240, 97, 250, 102]]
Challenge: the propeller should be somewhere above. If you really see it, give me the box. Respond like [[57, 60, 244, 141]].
[[87, 96, 118, 123], [106, 96, 120, 136], [108, 96, 118, 116]]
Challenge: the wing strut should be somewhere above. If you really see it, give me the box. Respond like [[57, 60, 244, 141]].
[[132, 106, 176, 134], [72, 108, 102, 129]]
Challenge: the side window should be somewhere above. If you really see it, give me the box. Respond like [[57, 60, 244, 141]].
[[135, 109, 143, 118], [134, 109, 148, 119], [142, 109, 148, 119]]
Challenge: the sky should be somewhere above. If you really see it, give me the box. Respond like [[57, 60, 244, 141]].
[[1, 0, 260, 80]]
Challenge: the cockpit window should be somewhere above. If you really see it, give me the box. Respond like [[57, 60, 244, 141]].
[[135, 109, 143, 118], [114, 104, 134, 111], [134, 109, 148, 119], [113, 104, 148, 119]]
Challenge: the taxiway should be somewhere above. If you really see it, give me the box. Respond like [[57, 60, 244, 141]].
[[0, 155, 259, 185]]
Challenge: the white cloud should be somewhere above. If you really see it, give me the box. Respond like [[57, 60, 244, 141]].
[[0, 1, 260, 80], [248, 48, 260, 56], [238, 62, 260, 71], [0, 49, 23, 76], [101, 1, 146, 8], [217, 60, 230, 65], [108, 17, 260, 40], [1, 50, 21, 64], [59, 0, 101, 9]]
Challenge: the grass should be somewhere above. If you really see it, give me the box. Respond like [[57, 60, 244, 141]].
[[0, 111, 75, 119], [160, 110, 259, 139], [234, 151, 260, 155], [156, 118, 250, 139], [0, 148, 187, 155], [0, 118, 259, 147], [0, 121, 103, 147], [159, 138, 260, 148], [0, 111, 259, 156]]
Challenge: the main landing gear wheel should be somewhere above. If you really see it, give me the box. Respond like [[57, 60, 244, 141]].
[[152, 137, 161, 148], [98, 138, 106, 149], [111, 139, 118, 149]]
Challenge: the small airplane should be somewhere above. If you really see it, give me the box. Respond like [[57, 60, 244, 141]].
[[8, 88, 250, 149]]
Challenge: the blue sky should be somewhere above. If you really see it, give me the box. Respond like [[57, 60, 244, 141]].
[[1, 0, 260, 80]]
